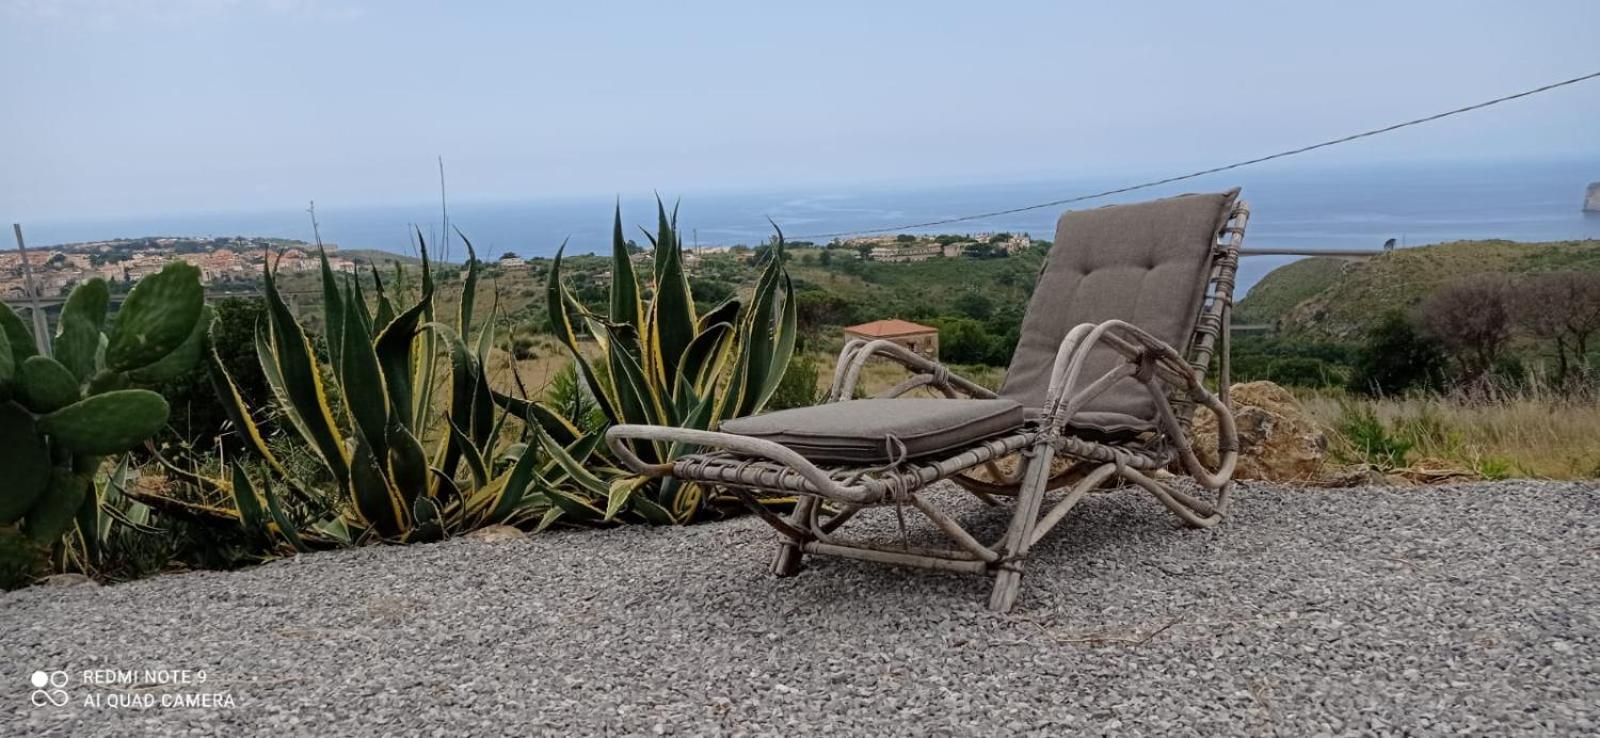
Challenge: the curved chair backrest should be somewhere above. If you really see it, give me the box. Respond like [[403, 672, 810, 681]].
[[998, 190, 1249, 434]]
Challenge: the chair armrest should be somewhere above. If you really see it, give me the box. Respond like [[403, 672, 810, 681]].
[[827, 338, 998, 402], [604, 424, 879, 504], [1042, 320, 1238, 488]]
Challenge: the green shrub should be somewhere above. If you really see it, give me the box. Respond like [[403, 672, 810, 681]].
[[1348, 312, 1449, 396], [768, 353, 821, 410], [1334, 404, 1412, 470], [929, 316, 995, 365]]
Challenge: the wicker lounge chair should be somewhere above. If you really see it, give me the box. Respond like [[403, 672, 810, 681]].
[[606, 190, 1250, 612]]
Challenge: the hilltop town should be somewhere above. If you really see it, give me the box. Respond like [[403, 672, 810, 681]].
[[835, 231, 1033, 262], [0, 236, 354, 299]]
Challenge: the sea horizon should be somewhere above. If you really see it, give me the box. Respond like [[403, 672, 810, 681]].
[[14, 156, 1600, 292]]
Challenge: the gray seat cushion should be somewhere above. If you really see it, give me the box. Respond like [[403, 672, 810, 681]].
[[720, 398, 1026, 464], [999, 189, 1239, 434]]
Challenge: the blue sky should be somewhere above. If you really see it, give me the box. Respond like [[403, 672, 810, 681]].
[[2, 0, 1597, 220]]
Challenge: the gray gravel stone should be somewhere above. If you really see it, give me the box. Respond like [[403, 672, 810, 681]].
[[2, 481, 1596, 736]]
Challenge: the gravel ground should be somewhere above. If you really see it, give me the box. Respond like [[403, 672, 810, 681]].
[[3, 480, 1597, 737]]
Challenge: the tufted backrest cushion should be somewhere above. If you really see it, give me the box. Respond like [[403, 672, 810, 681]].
[[998, 189, 1239, 432]]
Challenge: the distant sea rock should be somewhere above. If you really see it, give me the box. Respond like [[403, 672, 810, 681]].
[[1587, 182, 1600, 213]]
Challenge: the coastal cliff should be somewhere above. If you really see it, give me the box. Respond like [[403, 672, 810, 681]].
[[1587, 182, 1600, 212]]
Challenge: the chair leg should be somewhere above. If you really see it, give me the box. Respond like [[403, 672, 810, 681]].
[[988, 565, 1025, 612], [769, 495, 819, 577], [987, 440, 1055, 612]]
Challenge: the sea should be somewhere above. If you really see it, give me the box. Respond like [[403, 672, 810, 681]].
[[18, 157, 1600, 293]]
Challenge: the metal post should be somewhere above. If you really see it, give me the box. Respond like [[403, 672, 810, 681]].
[[12, 223, 52, 356]]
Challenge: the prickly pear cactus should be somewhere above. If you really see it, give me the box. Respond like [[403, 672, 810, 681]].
[[0, 262, 205, 589]]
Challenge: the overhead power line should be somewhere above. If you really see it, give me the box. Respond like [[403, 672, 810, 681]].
[[792, 70, 1600, 240]]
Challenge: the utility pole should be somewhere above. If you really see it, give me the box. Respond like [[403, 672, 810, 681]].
[[12, 223, 52, 356]]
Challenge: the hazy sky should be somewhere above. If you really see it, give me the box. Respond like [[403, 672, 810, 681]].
[[2, 0, 1597, 220]]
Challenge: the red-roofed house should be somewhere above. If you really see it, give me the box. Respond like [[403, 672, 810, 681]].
[[843, 319, 939, 360]]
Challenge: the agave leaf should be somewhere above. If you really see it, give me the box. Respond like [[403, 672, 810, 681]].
[[349, 434, 408, 538], [666, 479, 704, 522], [206, 343, 316, 502], [446, 417, 489, 492], [260, 477, 311, 553], [229, 463, 268, 542], [600, 321, 666, 429], [488, 391, 580, 446], [697, 297, 741, 333], [95, 455, 134, 542], [542, 485, 606, 522], [373, 284, 432, 430], [533, 507, 564, 532], [608, 202, 644, 331], [462, 473, 509, 522], [753, 273, 799, 413], [261, 261, 351, 486], [539, 431, 604, 488], [605, 475, 651, 521], [677, 321, 733, 394], [409, 495, 444, 542], [385, 420, 430, 506], [439, 327, 494, 478], [648, 196, 697, 385], [102, 501, 163, 536], [533, 426, 610, 497], [411, 231, 440, 437], [371, 264, 397, 329], [547, 244, 618, 422], [347, 271, 374, 336], [630, 494, 677, 525], [338, 288, 391, 459], [456, 229, 480, 337], [317, 246, 346, 374], [488, 429, 548, 522]]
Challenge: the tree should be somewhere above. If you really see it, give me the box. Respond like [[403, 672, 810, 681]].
[[795, 290, 855, 333], [1348, 311, 1449, 396], [930, 316, 995, 365], [499, 251, 518, 261], [817, 249, 832, 267], [1514, 271, 1600, 383], [953, 291, 993, 321], [964, 243, 1005, 259], [1420, 276, 1513, 382]]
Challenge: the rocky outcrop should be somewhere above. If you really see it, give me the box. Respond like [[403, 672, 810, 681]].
[[1193, 381, 1328, 481], [464, 525, 526, 543], [1586, 182, 1600, 213]]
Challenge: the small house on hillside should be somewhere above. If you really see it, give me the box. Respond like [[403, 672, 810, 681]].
[[843, 319, 939, 360]]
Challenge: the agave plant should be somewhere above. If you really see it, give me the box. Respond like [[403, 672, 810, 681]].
[[0, 263, 207, 587], [155, 234, 599, 549], [529, 199, 797, 524]]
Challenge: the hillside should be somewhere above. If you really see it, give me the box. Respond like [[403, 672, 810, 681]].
[[1233, 257, 1349, 325], [1244, 240, 1600, 340]]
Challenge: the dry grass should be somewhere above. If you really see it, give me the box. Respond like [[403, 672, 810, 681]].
[[1298, 392, 1600, 480], [842, 356, 1005, 398]]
